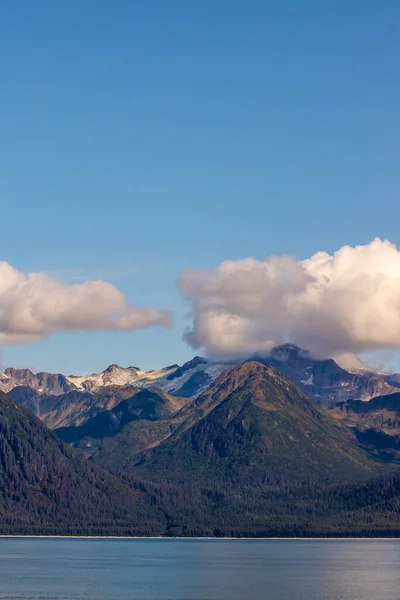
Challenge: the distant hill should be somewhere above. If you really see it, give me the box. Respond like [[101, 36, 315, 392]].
[[329, 392, 400, 463], [250, 344, 400, 406], [84, 362, 400, 537], [141, 473, 400, 537]]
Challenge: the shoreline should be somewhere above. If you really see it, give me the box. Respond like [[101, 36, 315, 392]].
[[0, 535, 399, 541]]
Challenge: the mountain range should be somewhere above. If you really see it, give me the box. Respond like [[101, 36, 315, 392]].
[[0, 389, 164, 535], [124, 362, 373, 483], [2, 345, 400, 415], [1, 345, 400, 536], [0, 356, 229, 399], [4, 344, 400, 473]]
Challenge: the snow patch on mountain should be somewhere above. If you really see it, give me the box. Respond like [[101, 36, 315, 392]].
[[64, 359, 234, 398], [301, 372, 314, 386]]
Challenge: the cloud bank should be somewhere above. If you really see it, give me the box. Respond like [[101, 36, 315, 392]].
[[179, 238, 400, 360], [0, 262, 171, 345]]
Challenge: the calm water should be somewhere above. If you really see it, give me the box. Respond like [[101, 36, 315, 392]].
[[0, 538, 399, 600]]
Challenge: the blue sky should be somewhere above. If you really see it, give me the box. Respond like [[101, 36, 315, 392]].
[[1, 1, 400, 374]]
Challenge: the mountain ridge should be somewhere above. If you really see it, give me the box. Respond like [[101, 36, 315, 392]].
[[113, 361, 376, 485], [3, 345, 400, 410], [0, 389, 165, 535], [329, 391, 400, 463]]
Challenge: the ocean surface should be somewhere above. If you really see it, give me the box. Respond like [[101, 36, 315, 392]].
[[0, 538, 399, 600]]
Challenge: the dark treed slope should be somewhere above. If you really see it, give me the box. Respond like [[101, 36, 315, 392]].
[[138, 473, 400, 537], [1, 379, 399, 537], [0, 390, 165, 535], [87, 363, 400, 537], [330, 392, 400, 429]]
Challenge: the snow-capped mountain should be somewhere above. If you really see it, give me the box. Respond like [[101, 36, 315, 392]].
[[249, 344, 400, 405], [0, 368, 73, 395], [65, 356, 236, 397], [2, 345, 400, 411], [0, 356, 236, 399]]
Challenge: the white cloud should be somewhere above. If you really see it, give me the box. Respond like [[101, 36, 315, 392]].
[[0, 261, 171, 345], [179, 238, 400, 360]]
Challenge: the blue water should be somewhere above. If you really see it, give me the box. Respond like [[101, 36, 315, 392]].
[[0, 538, 399, 600]]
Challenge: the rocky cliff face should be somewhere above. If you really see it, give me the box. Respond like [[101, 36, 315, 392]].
[[0, 368, 76, 395]]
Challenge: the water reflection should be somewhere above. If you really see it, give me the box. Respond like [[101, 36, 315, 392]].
[[0, 539, 398, 600]]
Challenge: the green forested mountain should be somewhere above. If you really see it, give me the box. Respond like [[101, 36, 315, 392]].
[[0, 390, 165, 535], [87, 362, 400, 537], [249, 345, 399, 406], [1, 364, 400, 537], [124, 362, 375, 483]]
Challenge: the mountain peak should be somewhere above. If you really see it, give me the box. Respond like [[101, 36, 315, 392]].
[[102, 364, 141, 374], [0, 389, 160, 535], [136, 359, 371, 485], [269, 343, 310, 361], [166, 356, 208, 381], [103, 364, 124, 373], [194, 361, 290, 411], [218, 360, 311, 393], [4, 367, 35, 377]]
